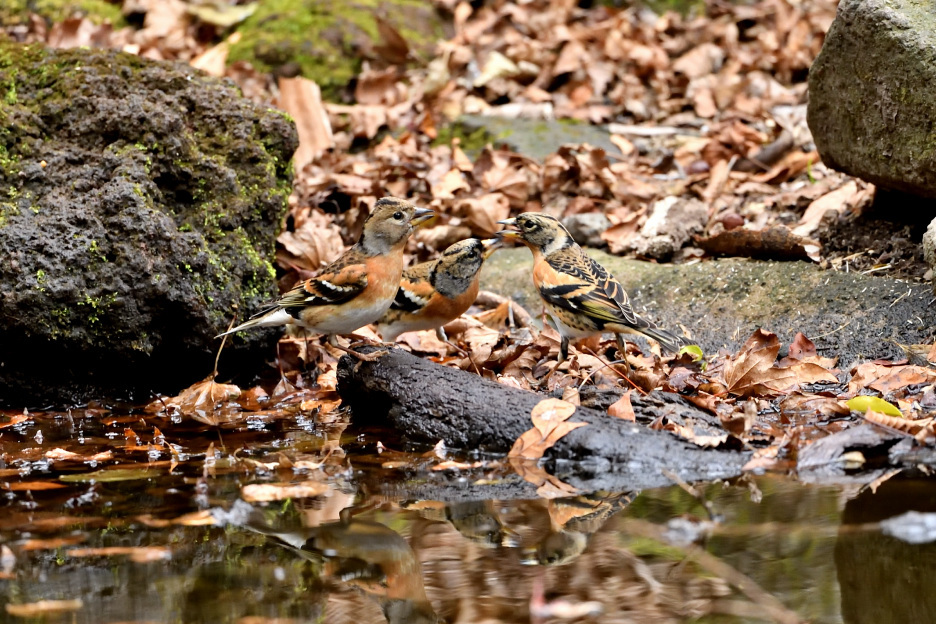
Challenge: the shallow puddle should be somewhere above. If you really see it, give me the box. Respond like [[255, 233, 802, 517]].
[[1, 407, 934, 623]]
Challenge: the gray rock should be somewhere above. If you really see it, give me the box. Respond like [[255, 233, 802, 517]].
[[454, 115, 620, 161], [923, 216, 936, 276], [808, 0, 936, 199], [627, 196, 707, 260], [481, 248, 935, 367], [0, 43, 298, 405], [562, 213, 612, 248]]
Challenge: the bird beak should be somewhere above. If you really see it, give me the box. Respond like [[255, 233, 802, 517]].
[[495, 217, 521, 242], [481, 238, 504, 258], [410, 208, 434, 225]]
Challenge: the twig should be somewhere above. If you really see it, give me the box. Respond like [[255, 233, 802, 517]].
[[811, 319, 852, 341], [577, 348, 645, 394], [889, 287, 913, 308], [662, 469, 719, 522]]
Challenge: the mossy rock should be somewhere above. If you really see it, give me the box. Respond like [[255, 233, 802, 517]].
[[0, 41, 298, 405], [482, 248, 936, 365], [228, 0, 450, 99], [0, 0, 125, 26]]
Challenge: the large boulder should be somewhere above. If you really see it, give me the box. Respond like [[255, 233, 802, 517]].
[[0, 42, 298, 406], [808, 0, 936, 199]]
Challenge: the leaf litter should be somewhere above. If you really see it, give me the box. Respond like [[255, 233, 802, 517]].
[[1, 2, 934, 619]]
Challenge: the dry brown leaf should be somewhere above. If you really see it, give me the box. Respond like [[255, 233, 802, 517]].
[[0, 413, 29, 429], [278, 77, 334, 170], [3, 481, 67, 491], [67, 546, 171, 563], [695, 225, 821, 262], [6, 600, 83, 617], [165, 376, 242, 426], [608, 391, 635, 421], [241, 481, 329, 502], [722, 329, 796, 396], [793, 181, 859, 237], [277, 207, 345, 273], [509, 398, 586, 460], [508, 457, 579, 499], [454, 194, 509, 237]]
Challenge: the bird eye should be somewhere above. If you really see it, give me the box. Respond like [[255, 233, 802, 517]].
[[393, 211, 403, 220]]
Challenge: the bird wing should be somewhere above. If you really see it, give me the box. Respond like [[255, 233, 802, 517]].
[[390, 262, 434, 313], [538, 250, 643, 329], [267, 253, 369, 312]]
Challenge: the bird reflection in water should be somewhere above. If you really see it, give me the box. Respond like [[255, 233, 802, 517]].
[[521, 491, 637, 566], [218, 500, 441, 624]]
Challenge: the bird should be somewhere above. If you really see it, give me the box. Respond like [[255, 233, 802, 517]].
[[497, 213, 686, 371], [376, 237, 502, 343], [217, 197, 434, 358]]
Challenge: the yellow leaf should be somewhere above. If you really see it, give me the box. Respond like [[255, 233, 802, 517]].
[[678, 344, 704, 362], [846, 396, 902, 417]]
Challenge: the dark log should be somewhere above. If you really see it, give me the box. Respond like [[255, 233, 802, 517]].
[[337, 348, 747, 486]]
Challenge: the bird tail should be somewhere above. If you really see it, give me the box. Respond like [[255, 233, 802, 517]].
[[638, 325, 687, 354], [215, 308, 294, 338]]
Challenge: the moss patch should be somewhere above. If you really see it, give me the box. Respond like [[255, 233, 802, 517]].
[[0, 0, 125, 25], [228, 0, 448, 99]]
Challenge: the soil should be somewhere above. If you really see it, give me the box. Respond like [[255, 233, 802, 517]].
[[817, 192, 934, 281]]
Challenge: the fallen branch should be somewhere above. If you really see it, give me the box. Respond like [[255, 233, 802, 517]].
[[337, 348, 746, 486]]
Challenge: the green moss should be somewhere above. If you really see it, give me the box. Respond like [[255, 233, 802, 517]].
[[228, 0, 446, 99], [0, 0, 126, 26], [433, 122, 503, 159]]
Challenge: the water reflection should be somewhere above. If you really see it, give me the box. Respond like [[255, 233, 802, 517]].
[[836, 476, 936, 624], [6, 407, 936, 622], [221, 500, 441, 624]]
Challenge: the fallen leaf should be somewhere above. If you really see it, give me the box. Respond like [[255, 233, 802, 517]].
[[67, 546, 171, 563], [695, 225, 821, 262], [278, 77, 335, 170], [607, 391, 635, 421], [509, 398, 586, 460], [5, 600, 83, 617], [793, 181, 858, 237], [847, 396, 902, 417], [241, 481, 329, 502], [722, 329, 796, 396], [3, 481, 67, 491]]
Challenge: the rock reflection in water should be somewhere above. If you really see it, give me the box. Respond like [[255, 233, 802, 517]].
[[836, 475, 936, 624]]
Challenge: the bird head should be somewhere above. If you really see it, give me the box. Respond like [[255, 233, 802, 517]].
[[361, 197, 434, 254], [430, 237, 501, 295], [497, 212, 575, 255]]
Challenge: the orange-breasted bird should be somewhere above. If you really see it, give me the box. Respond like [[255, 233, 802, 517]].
[[376, 238, 501, 342], [217, 198, 433, 348], [497, 213, 685, 366]]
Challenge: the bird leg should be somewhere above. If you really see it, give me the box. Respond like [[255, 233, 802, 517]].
[[328, 334, 389, 361], [614, 334, 633, 377], [436, 327, 469, 357], [537, 335, 570, 389]]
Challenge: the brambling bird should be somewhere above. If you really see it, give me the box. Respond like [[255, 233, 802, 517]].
[[217, 198, 433, 355], [376, 238, 502, 343], [497, 213, 686, 368]]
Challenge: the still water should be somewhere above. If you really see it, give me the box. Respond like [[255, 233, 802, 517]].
[[1, 407, 934, 623]]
